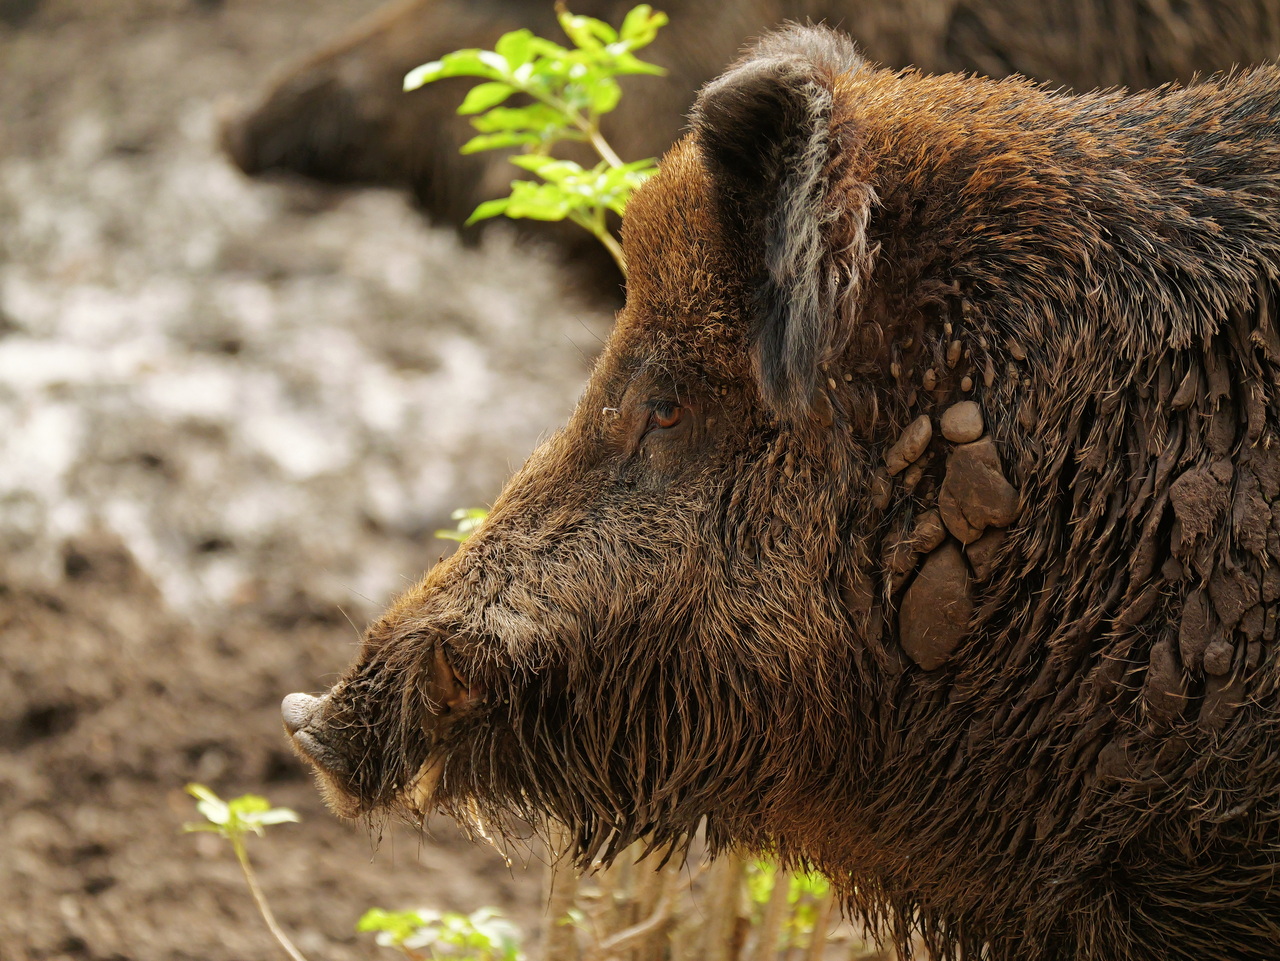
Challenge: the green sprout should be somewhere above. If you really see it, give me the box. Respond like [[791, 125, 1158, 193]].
[[745, 859, 834, 954], [183, 784, 306, 961], [403, 4, 668, 274], [435, 506, 489, 543], [358, 906, 523, 961]]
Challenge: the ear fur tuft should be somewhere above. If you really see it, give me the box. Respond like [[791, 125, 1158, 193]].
[[692, 25, 867, 420]]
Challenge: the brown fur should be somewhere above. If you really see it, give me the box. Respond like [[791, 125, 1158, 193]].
[[285, 26, 1280, 960], [223, 0, 1280, 296]]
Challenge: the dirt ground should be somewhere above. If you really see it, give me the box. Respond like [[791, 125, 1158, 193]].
[[0, 2, 614, 958]]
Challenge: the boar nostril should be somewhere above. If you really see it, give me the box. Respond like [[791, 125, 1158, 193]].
[[281, 693, 320, 735]]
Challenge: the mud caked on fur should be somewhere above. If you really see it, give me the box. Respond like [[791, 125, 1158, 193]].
[[284, 25, 1280, 961]]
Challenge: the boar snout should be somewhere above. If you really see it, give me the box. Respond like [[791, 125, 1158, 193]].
[[281, 691, 352, 780], [281, 691, 320, 734], [280, 638, 488, 820]]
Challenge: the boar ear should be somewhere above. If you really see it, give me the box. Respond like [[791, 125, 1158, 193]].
[[692, 26, 868, 420]]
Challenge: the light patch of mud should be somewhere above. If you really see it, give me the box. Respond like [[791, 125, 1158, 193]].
[[0, 3, 610, 623]]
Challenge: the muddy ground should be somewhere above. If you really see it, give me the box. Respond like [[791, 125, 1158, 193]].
[[0, 2, 615, 958]]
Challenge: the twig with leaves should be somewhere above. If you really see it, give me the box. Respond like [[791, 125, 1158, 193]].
[[403, 4, 668, 275], [183, 784, 306, 961], [358, 907, 524, 961]]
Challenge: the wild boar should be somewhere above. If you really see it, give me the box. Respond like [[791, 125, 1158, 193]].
[[223, 0, 1280, 294], [283, 25, 1280, 961]]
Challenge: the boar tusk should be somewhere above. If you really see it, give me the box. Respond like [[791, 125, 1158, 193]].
[[405, 756, 446, 813]]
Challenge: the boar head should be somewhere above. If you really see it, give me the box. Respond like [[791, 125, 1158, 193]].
[[284, 27, 885, 864]]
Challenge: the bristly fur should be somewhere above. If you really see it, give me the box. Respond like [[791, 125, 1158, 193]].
[[288, 25, 1280, 961]]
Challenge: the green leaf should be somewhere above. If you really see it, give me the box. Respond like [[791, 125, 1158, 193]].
[[358, 905, 523, 958], [357, 907, 429, 942], [507, 153, 557, 173], [458, 81, 517, 115], [476, 49, 512, 74], [508, 154, 589, 183], [560, 907, 588, 928], [460, 131, 541, 154], [506, 201, 571, 221], [505, 182, 574, 221], [469, 103, 566, 134], [403, 49, 507, 91], [415, 3, 668, 273], [435, 506, 490, 539], [185, 783, 222, 806], [403, 59, 445, 90], [609, 50, 668, 76], [229, 794, 272, 816], [619, 5, 662, 43], [525, 36, 575, 63], [558, 10, 617, 50], [253, 808, 302, 827], [183, 784, 298, 843], [186, 783, 230, 826], [588, 79, 622, 114], [464, 197, 512, 226], [495, 28, 535, 68]]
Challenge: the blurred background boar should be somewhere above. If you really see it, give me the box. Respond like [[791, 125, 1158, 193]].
[[221, 0, 1280, 293], [284, 23, 1280, 961]]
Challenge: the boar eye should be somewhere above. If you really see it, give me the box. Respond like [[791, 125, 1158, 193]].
[[647, 402, 684, 432]]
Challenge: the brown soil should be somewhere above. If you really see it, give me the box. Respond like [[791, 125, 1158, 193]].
[[0, 2, 609, 957]]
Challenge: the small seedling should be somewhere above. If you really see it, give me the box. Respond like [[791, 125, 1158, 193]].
[[183, 783, 306, 961], [745, 859, 835, 957], [403, 4, 668, 274], [358, 906, 524, 961], [435, 507, 489, 543]]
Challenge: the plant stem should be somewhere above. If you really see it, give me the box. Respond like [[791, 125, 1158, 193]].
[[542, 837, 583, 961], [584, 125, 625, 169], [570, 209, 627, 276], [231, 836, 309, 961], [588, 863, 679, 960], [597, 226, 627, 276], [702, 853, 746, 961], [507, 79, 625, 170], [750, 869, 792, 961], [802, 891, 837, 961]]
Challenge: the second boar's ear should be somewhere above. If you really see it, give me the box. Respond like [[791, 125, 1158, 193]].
[[692, 26, 869, 420]]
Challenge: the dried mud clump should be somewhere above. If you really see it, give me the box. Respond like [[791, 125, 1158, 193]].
[[938, 436, 1021, 544], [874, 400, 1023, 669], [900, 541, 973, 669], [940, 400, 983, 442], [285, 26, 1280, 961]]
